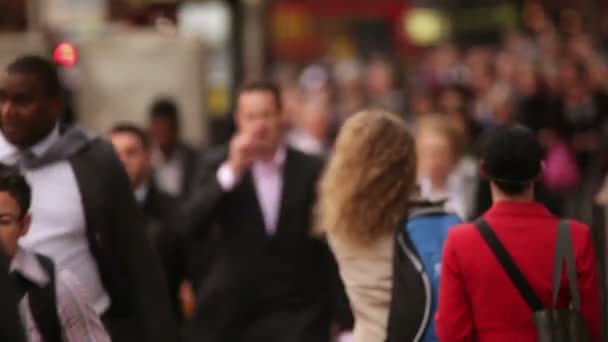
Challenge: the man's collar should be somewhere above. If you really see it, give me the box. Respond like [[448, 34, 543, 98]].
[[254, 145, 287, 169], [0, 124, 60, 160], [134, 182, 150, 204], [10, 247, 50, 287]]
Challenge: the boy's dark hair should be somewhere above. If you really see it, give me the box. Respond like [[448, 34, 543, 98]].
[[0, 164, 31, 218], [239, 80, 283, 111], [110, 123, 151, 149], [481, 125, 543, 196], [7, 56, 62, 96], [149, 98, 179, 124]]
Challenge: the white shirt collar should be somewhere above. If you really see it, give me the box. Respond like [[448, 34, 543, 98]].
[[253, 145, 287, 170], [10, 247, 50, 287], [152, 146, 184, 165], [134, 182, 150, 204], [0, 124, 60, 161]]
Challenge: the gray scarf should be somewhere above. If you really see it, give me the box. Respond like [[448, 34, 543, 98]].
[[20, 126, 96, 169]]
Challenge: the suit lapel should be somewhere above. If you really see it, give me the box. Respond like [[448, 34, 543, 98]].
[[238, 171, 268, 237], [275, 149, 300, 238]]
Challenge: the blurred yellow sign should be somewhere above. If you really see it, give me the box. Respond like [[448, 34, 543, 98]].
[[403, 8, 448, 46]]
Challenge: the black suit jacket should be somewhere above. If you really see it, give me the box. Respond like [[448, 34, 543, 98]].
[[69, 138, 178, 342], [178, 144, 199, 199], [182, 146, 335, 342], [0, 246, 25, 342], [141, 185, 185, 321]]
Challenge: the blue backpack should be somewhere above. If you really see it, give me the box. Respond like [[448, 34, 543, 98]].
[[386, 202, 462, 342]]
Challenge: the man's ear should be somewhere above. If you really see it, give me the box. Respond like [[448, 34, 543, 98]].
[[20, 213, 31, 237]]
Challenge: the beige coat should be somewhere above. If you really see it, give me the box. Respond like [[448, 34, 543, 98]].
[[328, 233, 393, 342]]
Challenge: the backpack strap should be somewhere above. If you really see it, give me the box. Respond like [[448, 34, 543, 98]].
[[28, 254, 63, 342], [474, 218, 545, 311]]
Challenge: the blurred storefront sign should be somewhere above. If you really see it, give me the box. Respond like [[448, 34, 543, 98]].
[[445, 2, 519, 44], [269, 0, 408, 62], [269, 0, 521, 62]]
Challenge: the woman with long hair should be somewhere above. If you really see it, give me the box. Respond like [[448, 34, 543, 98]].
[[317, 110, 417, 342]]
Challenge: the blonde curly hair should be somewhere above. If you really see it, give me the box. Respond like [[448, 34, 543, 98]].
[[317, 109, 417, 246]]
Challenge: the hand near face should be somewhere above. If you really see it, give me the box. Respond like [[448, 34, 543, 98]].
[[227, 132, 262, 175]]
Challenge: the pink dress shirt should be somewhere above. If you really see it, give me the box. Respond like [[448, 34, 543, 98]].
[[217, 146, 286, 234]]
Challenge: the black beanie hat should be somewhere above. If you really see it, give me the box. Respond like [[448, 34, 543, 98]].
[[482, 125, 543, 184]]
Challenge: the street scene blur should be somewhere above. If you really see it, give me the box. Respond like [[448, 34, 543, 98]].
[[1, 0, 608, 341]]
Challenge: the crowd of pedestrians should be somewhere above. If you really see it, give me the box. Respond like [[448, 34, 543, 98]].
[[0, 4, 606, 342]]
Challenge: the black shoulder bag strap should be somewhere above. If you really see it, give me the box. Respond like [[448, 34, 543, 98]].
[[28, 254, 63, 342], [552, 220, 582, 310], [474, 218, 545, 311]]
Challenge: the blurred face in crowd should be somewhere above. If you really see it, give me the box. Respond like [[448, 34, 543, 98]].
[[411, 91, 435, 118], [515, 63, 539, 96], [0, 191, 30, 258], [439, 88, 464, 114], [149, 116, 178, 152], [281, 85, 302, 127], [417, 128, 457, 188], [496, 52, 516, 82], [300, 99, 330, 141], [236, 89, 283, 159], [366, 61, 394, 96], [0, 72, 62, 148], [110, 132, 151, 189]]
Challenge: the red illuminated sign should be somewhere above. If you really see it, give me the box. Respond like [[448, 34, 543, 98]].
[[53, 42, 78, 67]]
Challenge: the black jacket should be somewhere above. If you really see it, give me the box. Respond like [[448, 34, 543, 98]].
[[68, 135, 178, 342], [140, 184, 185, 321], [0, 246, 26, 342], [182, 146, 337, 342]]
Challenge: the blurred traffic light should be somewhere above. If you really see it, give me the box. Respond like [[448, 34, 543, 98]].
[[53, 42, 78, 67]]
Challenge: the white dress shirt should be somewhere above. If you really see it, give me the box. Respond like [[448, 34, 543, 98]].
[[0, 126, 110, 314], [217, 146, 286, 235], [134, 183, 150, 205], [153, 148, 184, 197], [287, 128, 326, 157]]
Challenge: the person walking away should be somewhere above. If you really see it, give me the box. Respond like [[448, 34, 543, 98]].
[[436, 125, 601, 341], [317, 110, 417, 342]]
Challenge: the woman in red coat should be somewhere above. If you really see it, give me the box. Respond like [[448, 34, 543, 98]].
[[436, 125, 601, 342]]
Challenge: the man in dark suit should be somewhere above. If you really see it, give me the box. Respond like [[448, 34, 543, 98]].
[[183, 81, 338, 342], [0, 56, 177, 342], [148, 98, 199, 200], [109, 123, 185, 322]]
